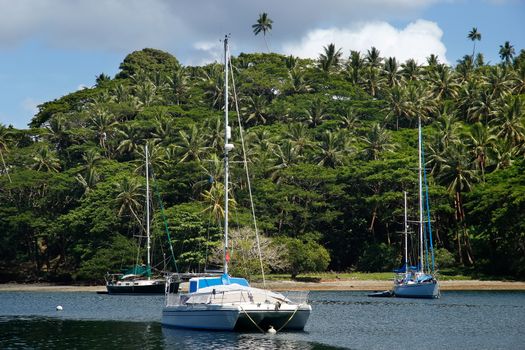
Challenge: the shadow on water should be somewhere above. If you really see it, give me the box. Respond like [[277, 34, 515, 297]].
[[0, 316, 342, 350]]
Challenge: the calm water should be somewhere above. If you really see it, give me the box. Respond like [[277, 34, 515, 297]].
[[0, 290, 524, 349]]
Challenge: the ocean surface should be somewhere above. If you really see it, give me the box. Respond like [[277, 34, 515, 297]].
[[0, 290, 524, 349]]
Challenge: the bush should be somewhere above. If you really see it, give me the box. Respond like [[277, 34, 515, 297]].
[[357, 243, 397, 272], [434, 248, 456, 269]]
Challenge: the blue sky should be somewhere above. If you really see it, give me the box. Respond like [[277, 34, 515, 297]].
[[0, 0, 523, 129]]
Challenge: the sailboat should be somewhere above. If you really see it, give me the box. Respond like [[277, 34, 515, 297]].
[[106, 144, 180, 294], [393, 117, 440, 299], [161, 36, 311, 331]]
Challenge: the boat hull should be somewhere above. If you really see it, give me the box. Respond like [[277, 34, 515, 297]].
[[161, 304, 311, 331], [162, 305, 240, 330], [107, 280, 179, 295], [394, 281, 439, 299]]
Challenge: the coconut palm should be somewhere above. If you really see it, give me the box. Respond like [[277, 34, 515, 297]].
[[365, 47, 382, 69], [75, 149, 102, 194], [115, 176, 144, 228], [303, 98, 328, 127], [284, 122, 314, 156], [201, 181, 236, 224], [315, 130, 352, 167], [400, 59, 420, 82], [32, 144, 61, 172], [286, 70, 312, 95], [499, 41, 515, 66], [347, 50, 364, 84], [360, 123, 395, 161], [269, 140, 302, 181], [383, 86, 410, 130], [493, 95, 525, 145], [252, 12, 273, 52], [430, 142, 477, 264], [468, 122, 497, 181], [467, 27, 481, 59], [176, 124, 210, 163], [486, 66, 512, 99], [382, 57, 401, 88], [168, 67, 189, 105], [428, 65, 459, 100], [242, 95, 269, 125], [116, 123, 145, 156], [336, 107, 360, 131], [319, 43, 343, 73]]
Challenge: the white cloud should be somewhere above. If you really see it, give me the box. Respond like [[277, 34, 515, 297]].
[[282, 20, 448, 64], [21, 98, 39, 115]]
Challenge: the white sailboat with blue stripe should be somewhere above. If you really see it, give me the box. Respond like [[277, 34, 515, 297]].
[[161, 36, 311, 331], [393, 117, 440, 299]]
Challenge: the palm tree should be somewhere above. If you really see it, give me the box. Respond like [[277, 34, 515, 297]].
[[201, 181, 236, 224], [315, 130, 352, 167], [116, 123, 144, 156], [429, 65, 459, 100], [400, 59, 420, 82], [493, 95, 525, 145], [347, 50, 364, 84], [115, 176, 144, 228], [365, 47, 382, 69], [468, 122, 497, 181], [32, 144, 61, 172], [382, 57, 401, 88], [467, 27, 481, 59], [252, 12, 273, 53], [176, 124, 210, 163], [499, 41, 515, 66], [319, 43, 343, 73], [303, 98, 328, 127], [286, 70, 312, 95], [269, 140, 302, 181], [242, 95, 269, 125], [75, 149, 102, 194], [284, 122, 314, 156], [430, 141, 477, 264], [360, 123, 395, 161], [384, 86, 410, 130]]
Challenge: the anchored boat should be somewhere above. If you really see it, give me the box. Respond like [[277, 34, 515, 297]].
[[161, 36, 311, 331]]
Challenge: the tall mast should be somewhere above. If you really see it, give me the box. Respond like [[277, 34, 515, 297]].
[[418, 116, 424, 274], [404, 191, 408, 273], [223, 35, 233, 275], [145, 144, 151, 279]]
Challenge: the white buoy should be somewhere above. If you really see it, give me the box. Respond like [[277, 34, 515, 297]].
[[56, 305, 63, 311], [267, 325, 276, 334]]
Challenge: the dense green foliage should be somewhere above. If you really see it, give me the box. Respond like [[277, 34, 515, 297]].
[[1, 42, 524, 282]]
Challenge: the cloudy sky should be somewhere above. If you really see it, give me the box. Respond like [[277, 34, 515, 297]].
[[0, 0, 523, 128]]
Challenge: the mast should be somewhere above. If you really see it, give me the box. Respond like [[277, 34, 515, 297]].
[[404, 191, 408, 273], [223, 35, 233, 275], [418, 116, 424, 274], [145, 144, 151, 279]]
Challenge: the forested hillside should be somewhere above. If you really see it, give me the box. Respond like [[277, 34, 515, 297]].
[[1, 44, 524, 282]]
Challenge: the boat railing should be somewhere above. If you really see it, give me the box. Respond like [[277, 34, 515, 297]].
[[281, 290, 309, 304], [165, 288, 307, 307]]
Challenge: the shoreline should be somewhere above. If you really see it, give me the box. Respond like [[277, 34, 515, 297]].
[[1, 279, 525, 292]]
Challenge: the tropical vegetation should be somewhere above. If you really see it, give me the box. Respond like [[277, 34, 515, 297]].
[[0, 35, 524, 282]]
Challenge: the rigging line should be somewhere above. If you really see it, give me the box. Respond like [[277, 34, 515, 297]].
[[421, 137, 436, 273], [150, 165, 179, 274], [228, 56, 267, 289]]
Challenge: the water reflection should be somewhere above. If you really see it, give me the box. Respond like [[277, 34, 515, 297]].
[[162, 326, 341, 349]]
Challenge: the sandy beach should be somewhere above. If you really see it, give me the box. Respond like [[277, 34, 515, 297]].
[[1, 279, 524, 292]]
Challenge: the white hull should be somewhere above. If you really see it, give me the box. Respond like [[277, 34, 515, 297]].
[[394, 280, 439, 299], [162, 303, 311, 331]]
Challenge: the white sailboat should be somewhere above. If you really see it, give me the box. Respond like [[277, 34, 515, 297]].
[[106, 144, 180, 294], [393, 117, 440, 299], [161, 36, 311, 331]]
